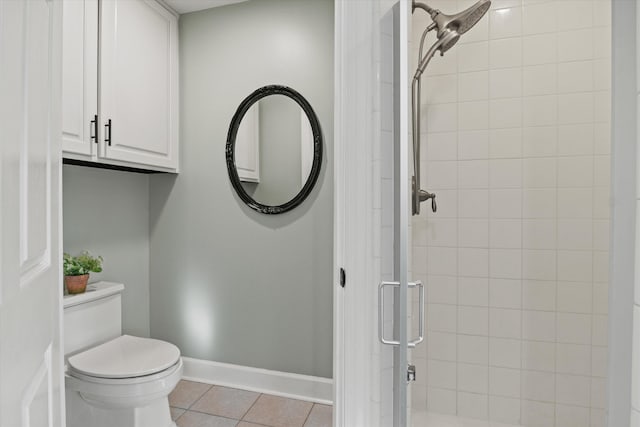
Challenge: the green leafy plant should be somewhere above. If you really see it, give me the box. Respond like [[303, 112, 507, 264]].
[[63, 251, 103, 276]]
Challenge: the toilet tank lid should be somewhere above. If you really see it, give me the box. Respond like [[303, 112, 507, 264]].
[[67, 335, 181, 379], [63, 281, 124, 309]]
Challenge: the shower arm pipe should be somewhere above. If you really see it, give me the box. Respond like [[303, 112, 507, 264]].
[[412, 37, 447, 215], [412, 0, 435, 15]]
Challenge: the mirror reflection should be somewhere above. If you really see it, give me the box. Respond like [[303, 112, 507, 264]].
[[234, 95, 314, 207]]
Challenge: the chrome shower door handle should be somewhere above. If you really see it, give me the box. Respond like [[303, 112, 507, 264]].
[[408, 281, 424, 347], [378, 281, 425, 348], [379, 281, 401, 346]]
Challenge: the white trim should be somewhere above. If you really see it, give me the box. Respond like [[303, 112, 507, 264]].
[[333, 0, 346, 425], [180, 357, 333, 405], [333, 0, 379, 426], [153, 0, 180, 18]]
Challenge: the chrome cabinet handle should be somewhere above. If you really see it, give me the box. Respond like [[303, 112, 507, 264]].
[[378, 281, 425, 348]]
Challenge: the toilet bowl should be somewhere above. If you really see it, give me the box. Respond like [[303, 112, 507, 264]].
[[64, 282, 182, 427]]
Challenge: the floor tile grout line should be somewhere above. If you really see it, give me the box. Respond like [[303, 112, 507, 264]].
[[178, 385, 262, 422], [185, 382, 214, 410], [177, 407, 245, 424], [237, 420, 272, 427], [173, 408, 186, 423], [300, 402, 316, 427], [240, 392, 264, 422]]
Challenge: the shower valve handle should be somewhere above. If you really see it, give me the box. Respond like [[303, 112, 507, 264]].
[[419, 190, 437, 213]]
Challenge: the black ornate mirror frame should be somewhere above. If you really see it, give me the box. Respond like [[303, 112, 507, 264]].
[[225, 85, 323, 214]]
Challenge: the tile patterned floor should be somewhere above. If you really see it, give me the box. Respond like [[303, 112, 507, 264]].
[[169, 380, 332, 427]]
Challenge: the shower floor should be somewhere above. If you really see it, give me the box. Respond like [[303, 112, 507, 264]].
[[412, 411, 523, 427]]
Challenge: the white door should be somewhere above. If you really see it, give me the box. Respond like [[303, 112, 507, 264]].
[[61, 0, 98, 158], [100, 0, 179, 171], [0, 1, 64, 427]]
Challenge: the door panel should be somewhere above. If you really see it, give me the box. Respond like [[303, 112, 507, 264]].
[[22, 2, 52, 282], [0, 1, 63, 426], [22, 346, 53, 427]]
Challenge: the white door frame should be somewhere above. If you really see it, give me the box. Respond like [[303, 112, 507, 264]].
[[333, 1, 386, 426]]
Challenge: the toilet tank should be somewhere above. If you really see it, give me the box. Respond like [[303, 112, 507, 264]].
[[63, 281, 124, 357]]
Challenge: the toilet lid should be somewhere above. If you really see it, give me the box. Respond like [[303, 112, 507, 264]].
[[68, 335, 181, 379]]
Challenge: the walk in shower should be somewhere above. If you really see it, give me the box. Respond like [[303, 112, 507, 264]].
[[403, 0, 611, 425]]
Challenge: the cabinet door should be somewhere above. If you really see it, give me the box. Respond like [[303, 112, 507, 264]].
[[62, 0, 98, 158], [100, 0, 179, 171]]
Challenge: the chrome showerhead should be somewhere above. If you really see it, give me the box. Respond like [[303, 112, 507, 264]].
[[414, 0, 491, 41], [438, 29, 461, 54], [411, 0, 492, 216]]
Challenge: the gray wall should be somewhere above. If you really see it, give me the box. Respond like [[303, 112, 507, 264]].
[[63, 165, 150, 338], [149, 0, 334, 378]]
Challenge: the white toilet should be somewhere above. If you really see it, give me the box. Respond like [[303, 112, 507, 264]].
[[64, 281, 183, 427]]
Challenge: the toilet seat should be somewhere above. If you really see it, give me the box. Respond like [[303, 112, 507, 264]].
[[66, 346, 183, 410], [68, 358, 182, 386], [68, 334, 180, 379]]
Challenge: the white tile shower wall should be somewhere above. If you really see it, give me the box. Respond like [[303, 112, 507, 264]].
[[411, 1, 611, 426]]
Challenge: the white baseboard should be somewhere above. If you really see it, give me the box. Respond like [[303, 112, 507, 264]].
[[181, 357, 333, 405]]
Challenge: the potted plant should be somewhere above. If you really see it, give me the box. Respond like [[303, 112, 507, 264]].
[[63, 251, 103, 294]]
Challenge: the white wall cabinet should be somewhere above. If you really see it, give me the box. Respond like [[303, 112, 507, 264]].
[[62, 0, 98, 158], [62, 0, 179, 173]]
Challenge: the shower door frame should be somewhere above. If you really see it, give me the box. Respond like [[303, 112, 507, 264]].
[[390, 1, 412, 426]]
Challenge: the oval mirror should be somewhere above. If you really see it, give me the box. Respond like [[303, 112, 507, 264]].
[[225, 85, 323, 214]]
